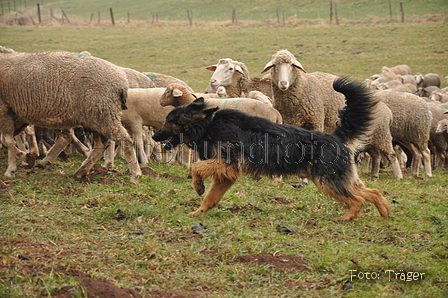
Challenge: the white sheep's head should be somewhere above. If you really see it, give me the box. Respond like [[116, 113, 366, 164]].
[[206, 58, 246, 89], [436, 118, 448, 134], [262, 49, 306, 91]]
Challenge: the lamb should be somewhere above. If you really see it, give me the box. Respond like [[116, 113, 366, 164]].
[[142, 72, 193, 93], [103, 88, 174, 168], [0, 46, 141, 182], [384, 83, 417, 94], [381, 64, 411, 76], [415, 73, 441, 88], [159, 83, 282, 123], [374, 90, 432, 179], [205, 58, 273, 98], [261, 49, 346, 133]]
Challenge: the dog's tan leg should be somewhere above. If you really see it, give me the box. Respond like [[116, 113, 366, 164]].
[[332, 194, 365, 221], [189, 159, 240, 215], [190, 177, 237, 216], [353, 180, 390, 219]]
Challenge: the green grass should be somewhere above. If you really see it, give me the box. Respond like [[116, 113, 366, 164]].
[[0, 150, 447, 297], [0, 16, 447, 297]]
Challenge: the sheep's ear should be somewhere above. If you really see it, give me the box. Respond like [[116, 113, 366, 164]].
[[172, 88, 183, 97], [261, 61, 274, 73], [292, 60, 306, 73], [206, 65, 217, 71], [235, 65, 244, 75]]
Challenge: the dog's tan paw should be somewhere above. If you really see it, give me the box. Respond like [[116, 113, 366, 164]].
[[189, 209, 203, 216]]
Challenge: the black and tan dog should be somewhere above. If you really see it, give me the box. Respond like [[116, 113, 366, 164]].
[[153, 77, 389, 221]]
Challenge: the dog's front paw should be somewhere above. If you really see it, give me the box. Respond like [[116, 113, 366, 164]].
[[189, 209, 203, 216]]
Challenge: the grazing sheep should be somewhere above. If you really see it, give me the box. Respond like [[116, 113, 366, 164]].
[[415, 73, 441, 88], [430, 91, 448, 103], [142, 72, 193, 93], [205, 58, 273, 98], [160, 83, 282, 123], [381, 64, 411, 76], [261, 49, 345, 133], [374, 90, 432, 179], [0, 46, 141, 182], [214, 85, 273, 106]]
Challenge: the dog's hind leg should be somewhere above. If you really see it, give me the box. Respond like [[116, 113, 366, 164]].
[[352, 179, 390, 219]]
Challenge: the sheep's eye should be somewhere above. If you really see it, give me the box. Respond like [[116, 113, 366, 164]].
[[229, 67, 233, 71]]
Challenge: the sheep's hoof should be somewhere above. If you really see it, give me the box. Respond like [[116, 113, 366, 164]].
[[130, 172, 142, 184]]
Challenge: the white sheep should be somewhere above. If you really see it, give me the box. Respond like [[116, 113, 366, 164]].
[[213, 85, 273, 106], [205, 58, 272, 98], [261, 49, 346, 133], [0, 46, 141, 182], [394, 74, 417, 86], [121, 67, 156, 88], [374, 90, 433, 179]]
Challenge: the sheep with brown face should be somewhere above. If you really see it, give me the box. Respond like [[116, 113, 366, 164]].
[[0, 46, 141, 182]]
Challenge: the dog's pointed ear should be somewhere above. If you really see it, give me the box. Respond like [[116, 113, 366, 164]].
[[186, 97, 206, 111], [204, 106, 219, 116]]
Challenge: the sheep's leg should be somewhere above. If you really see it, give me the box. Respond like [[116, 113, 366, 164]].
[[3, 134, 21, 177], [178, 144, 191, 168], [421, 147, 432, 179], [384, 153, 403, 180], [39, 129, 73, 167], [69, 129, 90, 157], [74, 132, 108, 180], [360, 152, 371, 175], [407, 143, 422, 178], [24, 125, 39, 167], [133, 133, 149, 166], [103, 140, 115, 169], [368, 149, 380, 181]]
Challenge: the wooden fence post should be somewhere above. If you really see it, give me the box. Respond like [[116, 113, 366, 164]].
[[109, 8, 115, 26], [89, 13, 93, 24], [400, 2, 404, 22], [187, 10, 193, 26], [389, 0, 392, 20], [98, 11, 100, 24], [232, 8, 237, 24], [62, 10, 70, 24], [334, 3, 339, 25], [127, 11, 130, 23], [37, 3, 41, 23], [329, 0, 333, 23]]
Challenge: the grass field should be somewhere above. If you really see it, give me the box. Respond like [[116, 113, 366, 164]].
[[0, 9, 448, 298]]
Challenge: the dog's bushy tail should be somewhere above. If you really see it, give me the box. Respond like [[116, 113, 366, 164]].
[[332, 77, 378, 152]]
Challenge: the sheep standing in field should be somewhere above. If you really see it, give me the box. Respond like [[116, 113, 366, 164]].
[[159, 83, 282, 123], [0, 46, 141, 182], [395, 74, 417, 86], [374, 90, 432, 179], [415, 73, 441, 88], [205, 58, 273, 98], [261, 49, 345, 133]]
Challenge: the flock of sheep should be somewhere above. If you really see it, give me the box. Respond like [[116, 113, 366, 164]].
[[0, 46, 447, 185]]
